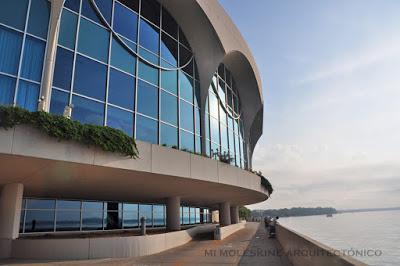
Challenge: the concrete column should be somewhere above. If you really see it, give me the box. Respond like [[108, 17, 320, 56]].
[[38, 0, 64, 111], [219, 202, 231, 226], [166, 196, 181, 231], [0, 183, 24, 239], [230, 206, 239, 224]]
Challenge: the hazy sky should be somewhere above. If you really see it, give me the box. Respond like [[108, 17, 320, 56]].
[[219, 0, 400, 210]]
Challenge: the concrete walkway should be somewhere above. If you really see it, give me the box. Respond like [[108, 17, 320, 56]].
[[2, 222, 291, 266]]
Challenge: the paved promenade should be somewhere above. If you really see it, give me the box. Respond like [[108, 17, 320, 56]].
[[2, 222, 291, 266]]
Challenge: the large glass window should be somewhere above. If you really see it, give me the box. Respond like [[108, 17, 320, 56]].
[[205, 64, 247, 169], [47, 0, 201, 156], [0, 0, 49, 110], [20, 198, 209, 234]]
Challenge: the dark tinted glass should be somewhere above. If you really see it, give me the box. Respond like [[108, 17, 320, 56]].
[[108, 69, 135, 110], [78, 18, 109, 63], [107, 106, 134, 136], [82, 0, 112, 25], [57, 200, 81, 209], [64, 0, 80, 12], [53, 47, 73, 90], [21, 36, 45, 82], [0, 74, 16, 105], [161, 92, 177, 125], [105, 211, 122, 230], [139, 19, 159, 54], [160, 123, 177, 147], [179, 45, 192, 70], [72, 95, 104, 125], [25, 210, 55, 232], [162, 7, 178, 39], [161, 33, 178, 66], [16, 81, 39, 111], [136, 115, 157, 144], [179, 28, 190, 49], [56, 211, 81, 231], [50, 89, 69, 116], [58, 9, 78, 49], [137, 80, 158, 118], [114, 2, 138, 42], [118, 0, 139, 13], [0, 0, 29, 30], [140, 0, 160, 26], [74, 55, 107, 100], [27, 0, 50, 39]]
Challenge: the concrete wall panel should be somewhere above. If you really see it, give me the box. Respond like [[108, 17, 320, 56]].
[[0, 128, 14, 154], [151, 145, 191, 177]]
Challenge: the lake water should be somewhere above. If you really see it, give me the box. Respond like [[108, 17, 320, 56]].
[[279, 210, 400, 266]]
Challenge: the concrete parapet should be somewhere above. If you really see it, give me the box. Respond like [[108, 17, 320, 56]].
[[214, 222, 245, 240]]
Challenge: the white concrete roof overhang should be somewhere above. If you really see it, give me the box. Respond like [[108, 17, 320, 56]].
[[159, 0, 264, 157], [0, 126, 269, 208]]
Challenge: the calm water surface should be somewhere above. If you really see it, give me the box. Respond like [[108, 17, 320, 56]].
[[279, 210, 400, 266]]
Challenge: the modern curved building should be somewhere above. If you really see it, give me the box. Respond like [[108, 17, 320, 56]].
[[0, 0, 267, 259]]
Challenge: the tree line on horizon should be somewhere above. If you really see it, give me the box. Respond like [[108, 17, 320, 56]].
[[251, 207, 337, 218]]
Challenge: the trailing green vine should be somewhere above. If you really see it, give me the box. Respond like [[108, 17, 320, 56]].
[[0, 106, 138, 158], [250, 169, 273, 195]]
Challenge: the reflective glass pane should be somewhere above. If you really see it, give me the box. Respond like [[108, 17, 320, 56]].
[[136, 115, 157, 144], [105, 211, 122, 230], [162, 7, 178, 39], [153, 205, 165, 226], [189, 207, 195, 224], [21, 36, 45, 82], [179, 45, 192, 69], [111, 38, 136, 74], [180, 130, 194, 152], [180, 72, 193, 103], [26, 199, 55, 209], [195, 108, 201, 135], [53, 47, 73, 90], [205, 113, 210, 140], [107, 106, 134, 137], [161, 92, 177, 125], [58, 9, 78, 49], [123, 203, 138, 212], [123, 211, 138, 228], [82, 211, 103, 230], [195, 135, 201, 154], [27, 0, 50, 39], [195, 208, 200, 223], [140, 0, 160, 26], [139, 204, 152, 226], [139, 46, 158, 65], [160, 123, 177, 148], [57, 200, 81, 209], [50, 89, 69, 116], [72, 95, 104, 125], [82, 0, 112, 25], [16, 81, 39, 111], [0, 0, 28, 30], [74, 55, 107, 100], [138, 62, 158, 86], [78, 18, 109, 63], [25, 210, 54, 232], [82, 201, 103, 210], [56, 211, 80, 231], [64, 0, 80, 12], [161, 70, 177, 94], [180, 100, 193, 132], [114, 2, 137, 42], [179, 28, 190, 49], [209, 92, 219, 119], [194, 81, 200, 107], [139, 19, 159, 54], [0, 26, 23, 75], [137, 80, 158, 118], [182, 207, 189, 225], [108, 68, 135, 110], [0, 74, 16, 105], [161, 33, 177, 66], [220, 124, 228, 149]]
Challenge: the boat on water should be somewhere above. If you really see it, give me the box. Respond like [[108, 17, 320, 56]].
[[326, 214, 333, 217]]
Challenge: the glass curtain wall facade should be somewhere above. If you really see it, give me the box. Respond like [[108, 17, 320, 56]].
[[20, 198, 210, 234], [205, 64, 247, 169], [0, 0, 50, 111], [50, 0, 201, 154]]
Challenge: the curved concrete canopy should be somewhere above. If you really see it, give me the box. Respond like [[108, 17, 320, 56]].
[[159, 0, 264, 158]]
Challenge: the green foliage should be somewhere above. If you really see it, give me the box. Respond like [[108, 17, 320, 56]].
[[0, 106, 138, 158], [250, 170, 273, 195], [239, 206, 251, 220]]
